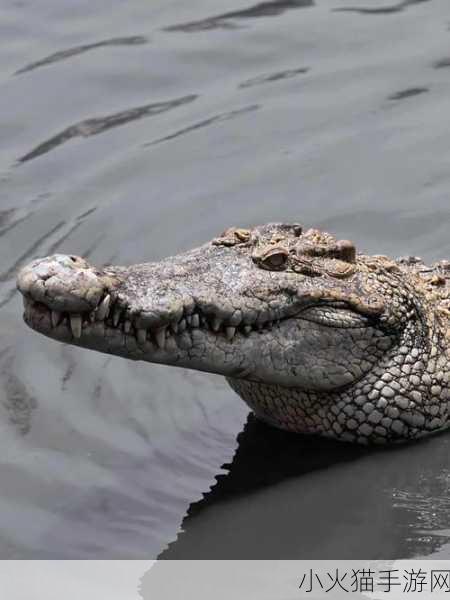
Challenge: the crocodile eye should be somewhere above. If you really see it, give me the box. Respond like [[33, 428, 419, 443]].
[[259, 247, 289, 271]]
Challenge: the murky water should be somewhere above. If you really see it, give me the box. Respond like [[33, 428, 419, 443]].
[[0, 0, 449, 559]]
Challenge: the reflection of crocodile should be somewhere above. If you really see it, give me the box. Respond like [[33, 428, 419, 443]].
[[161, 414, 450, 559], [17, 223, 450, 444]]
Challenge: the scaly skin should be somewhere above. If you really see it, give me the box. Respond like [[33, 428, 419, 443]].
[[16, 223, 450, 444]]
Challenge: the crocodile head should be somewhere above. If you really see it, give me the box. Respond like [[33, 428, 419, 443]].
[[17, 223, 405, 392], [17, 222, 450, 442]]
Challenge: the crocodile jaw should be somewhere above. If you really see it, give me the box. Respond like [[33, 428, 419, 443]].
[[20, 291, 390, 391], [16, 240, 390, 389]]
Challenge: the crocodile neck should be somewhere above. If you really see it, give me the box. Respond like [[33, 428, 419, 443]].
[[228, 311, 449, 444]]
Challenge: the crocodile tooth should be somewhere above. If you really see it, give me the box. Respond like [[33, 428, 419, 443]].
[[170, 321, 179, 334], [184, 304, 194, 316], [225, 326, 236, 340], [243, 325, 252, 335], [112, 307, 122, 327], [154, 327, 167, 349], [178, 319, 186, 332], [186, 315, 192, 326], [123, 320, 131, 334], [96, 294, 111, 321], [191, 314, 200, 328], [136, 328, 147, 345], [211, 317, 222, 332], [70, 314, 82, 339], [51, 310, 62, 328], [230, 309, 243, 327]]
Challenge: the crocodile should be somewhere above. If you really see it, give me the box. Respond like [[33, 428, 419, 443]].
[[16, 223, 450, 444]]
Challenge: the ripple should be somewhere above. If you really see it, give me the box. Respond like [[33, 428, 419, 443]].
[[0, 354, 37, 436], [388, 87, 429, 100], [18, 94, 198, 163], [14, 36, 148, 76], [433, 58, 450, 69], [239, 67, 309, 89], [164, 0, 314, 32], [392, 487, 450, 532], [333, 0, 430, 16], [0, 221, 65, 284], [44, 207, 97, 255], [0, 194, 51, 239], [145, 104, 259, 147], [0, 209, 16, 230], [0, 206, 98, 308]]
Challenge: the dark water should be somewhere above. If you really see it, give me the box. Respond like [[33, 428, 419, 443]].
[[0, 0, 449, 559]]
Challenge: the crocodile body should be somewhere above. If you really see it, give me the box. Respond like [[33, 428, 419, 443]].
[[17, 223, 450, 444]]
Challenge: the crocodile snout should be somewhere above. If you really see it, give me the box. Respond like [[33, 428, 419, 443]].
[[17, 254, 120, 339], [17, 254, 108, 313]]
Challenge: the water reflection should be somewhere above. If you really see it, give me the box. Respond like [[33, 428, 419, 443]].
[[18, 95, 198, 163], [14, 36, 148, 76], [161, 416, 450, 559], [164, 0, 314, 32], [334, 0, 430, 16]]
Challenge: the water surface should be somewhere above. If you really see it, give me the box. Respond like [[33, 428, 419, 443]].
[[0, 0, 449, 558]]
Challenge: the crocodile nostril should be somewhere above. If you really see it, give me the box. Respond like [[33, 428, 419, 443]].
[[69, 256, 78, 263]]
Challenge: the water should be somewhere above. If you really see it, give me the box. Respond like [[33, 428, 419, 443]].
[[0, 0, 449, 559]]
